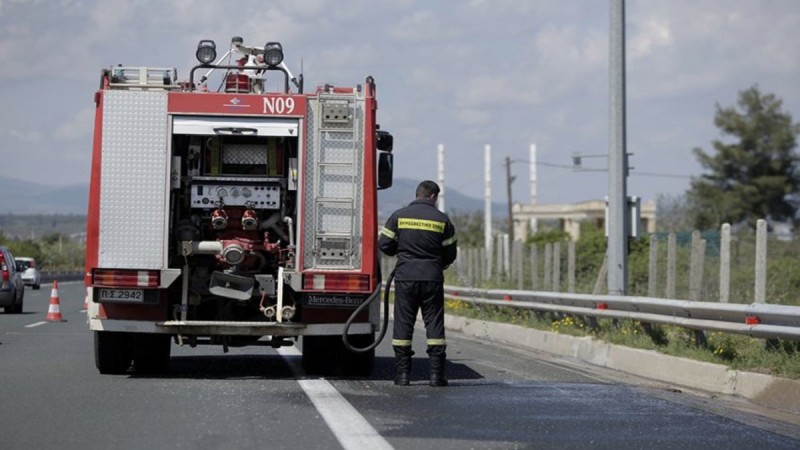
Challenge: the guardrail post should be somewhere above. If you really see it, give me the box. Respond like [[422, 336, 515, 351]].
[[720, 223, 731, 303], [648, 234, 658, 297], [666, 232, 676, 299]]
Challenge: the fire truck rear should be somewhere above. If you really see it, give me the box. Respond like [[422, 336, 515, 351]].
[[86, 37, 394, 375]]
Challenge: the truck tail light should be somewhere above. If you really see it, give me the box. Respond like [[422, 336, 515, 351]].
[[0, 253, 8, 282], [302, 273, 370, 292], [92, 269, 160, 288]]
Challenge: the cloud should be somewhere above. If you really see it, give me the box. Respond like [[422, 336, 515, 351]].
[[54, 107, 94, 141], [629, 18, 672, 60], [7, 128, 43, 143]]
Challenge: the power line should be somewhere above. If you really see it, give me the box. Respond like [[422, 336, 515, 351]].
[[449, 158, 691, 191], [630, 171, 692, 179]]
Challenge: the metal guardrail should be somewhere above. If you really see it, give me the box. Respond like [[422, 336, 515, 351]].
[[443, 285, 800, 341], [40, 271, 83, 284]]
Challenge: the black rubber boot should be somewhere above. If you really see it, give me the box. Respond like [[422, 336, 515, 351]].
[[428, 345, 448, 387], [393, 346, 414, 386]]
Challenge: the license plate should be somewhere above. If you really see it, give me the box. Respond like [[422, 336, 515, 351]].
[[98, 288, 144, 302]]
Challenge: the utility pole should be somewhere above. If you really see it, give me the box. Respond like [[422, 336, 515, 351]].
[[484, 145, 492, 278], [529, 144, 538, 234], [505, 156, 515, 244], [608, 0, 628, 295]]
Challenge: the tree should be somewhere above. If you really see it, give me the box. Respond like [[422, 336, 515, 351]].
[[655, 193, 693, 232], [688, 86, 800, 229]]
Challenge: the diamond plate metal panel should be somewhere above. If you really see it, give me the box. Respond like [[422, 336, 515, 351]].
[[303, 99, 318, 268], [319, 165, 357, 199], [303, 97, 365, 269], [99, 90, 169, 269], [320, 131, 356, 163], [318, 202, 354, 234], [222, 144, 268, 165]]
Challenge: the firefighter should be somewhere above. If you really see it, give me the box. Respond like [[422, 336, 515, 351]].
[[378, 180, 457, 387]]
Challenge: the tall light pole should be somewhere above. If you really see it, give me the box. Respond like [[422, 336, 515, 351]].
[[505, 156, 515, 244], [608, 0, 628, 295], [437, 144, 446, 212], [529, 144, 538, 234], [484, 145, 493, 277]]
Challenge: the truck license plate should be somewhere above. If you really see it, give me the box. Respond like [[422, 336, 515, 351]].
[[98, 288, 144, 302]]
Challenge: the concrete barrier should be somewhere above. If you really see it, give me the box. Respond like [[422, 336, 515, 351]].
[[446, 314, 800, 415]]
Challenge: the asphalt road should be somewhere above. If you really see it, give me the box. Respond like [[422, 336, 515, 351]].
[[1, 281, 799, 449]]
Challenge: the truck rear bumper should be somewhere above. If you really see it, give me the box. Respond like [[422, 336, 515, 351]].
[[89, 318, 372, 336]]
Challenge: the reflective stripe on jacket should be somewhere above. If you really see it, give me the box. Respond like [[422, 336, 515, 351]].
[[378, 198, 457, 281]]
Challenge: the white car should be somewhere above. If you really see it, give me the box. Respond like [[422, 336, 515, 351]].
[[16, 257, 40, 290]]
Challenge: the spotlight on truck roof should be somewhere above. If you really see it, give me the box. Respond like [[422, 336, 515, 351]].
[[196, 40, 217, 64], [263, 42, 283, 66]]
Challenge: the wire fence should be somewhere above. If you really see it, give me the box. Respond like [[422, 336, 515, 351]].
[[381, 220, 800, 307]]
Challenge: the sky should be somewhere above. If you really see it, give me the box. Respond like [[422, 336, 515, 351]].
[[0, 0, 798, 208]]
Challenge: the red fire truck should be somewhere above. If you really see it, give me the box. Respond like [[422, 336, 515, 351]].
[[85, 37, 394, 375]]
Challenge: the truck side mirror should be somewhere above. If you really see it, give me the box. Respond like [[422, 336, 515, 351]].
[[376, 130, 393, 152], [378, 152, 393, 190]]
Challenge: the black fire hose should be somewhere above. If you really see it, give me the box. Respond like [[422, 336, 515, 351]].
[[342, 269, 394, 353]]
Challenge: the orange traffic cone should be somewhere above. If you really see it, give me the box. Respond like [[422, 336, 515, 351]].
[[46, 280, 65, 322]]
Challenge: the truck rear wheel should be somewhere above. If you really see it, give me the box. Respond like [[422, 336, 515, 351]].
[[132, 334, 171, 374], [301, 335, 339, 375], [95, 331, 133, 374], [340, 333, 375, 377], [301, 334, 376, 376]]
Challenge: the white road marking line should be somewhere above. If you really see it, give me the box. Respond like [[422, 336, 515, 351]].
[[25, 321, 48, 328], [278, 346, 393, 450]]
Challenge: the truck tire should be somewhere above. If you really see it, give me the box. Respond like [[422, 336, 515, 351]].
[[340, 333, 375, 376], [95, 331, 133, 374], [301, 335, 339, 375], [132, 333, 171, 374]]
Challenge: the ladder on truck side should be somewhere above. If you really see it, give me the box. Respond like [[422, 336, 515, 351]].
[[305, 92, 364, 270]]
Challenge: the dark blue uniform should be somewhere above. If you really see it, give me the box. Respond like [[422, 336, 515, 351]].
[[378, 197, 457, 386]]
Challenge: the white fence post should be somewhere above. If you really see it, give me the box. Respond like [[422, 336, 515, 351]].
[[666, 233, 676, 299], [544, 243, 552, 291], [720, 223, 731, 303], [755, 219, 767, 303], [648, 234, 658, 297], [568, 241, 576, 293], [530, 245, 539, 290]]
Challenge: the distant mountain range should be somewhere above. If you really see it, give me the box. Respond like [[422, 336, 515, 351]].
[[0, 175, 89, 214], [0, 175, 503, 217]]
